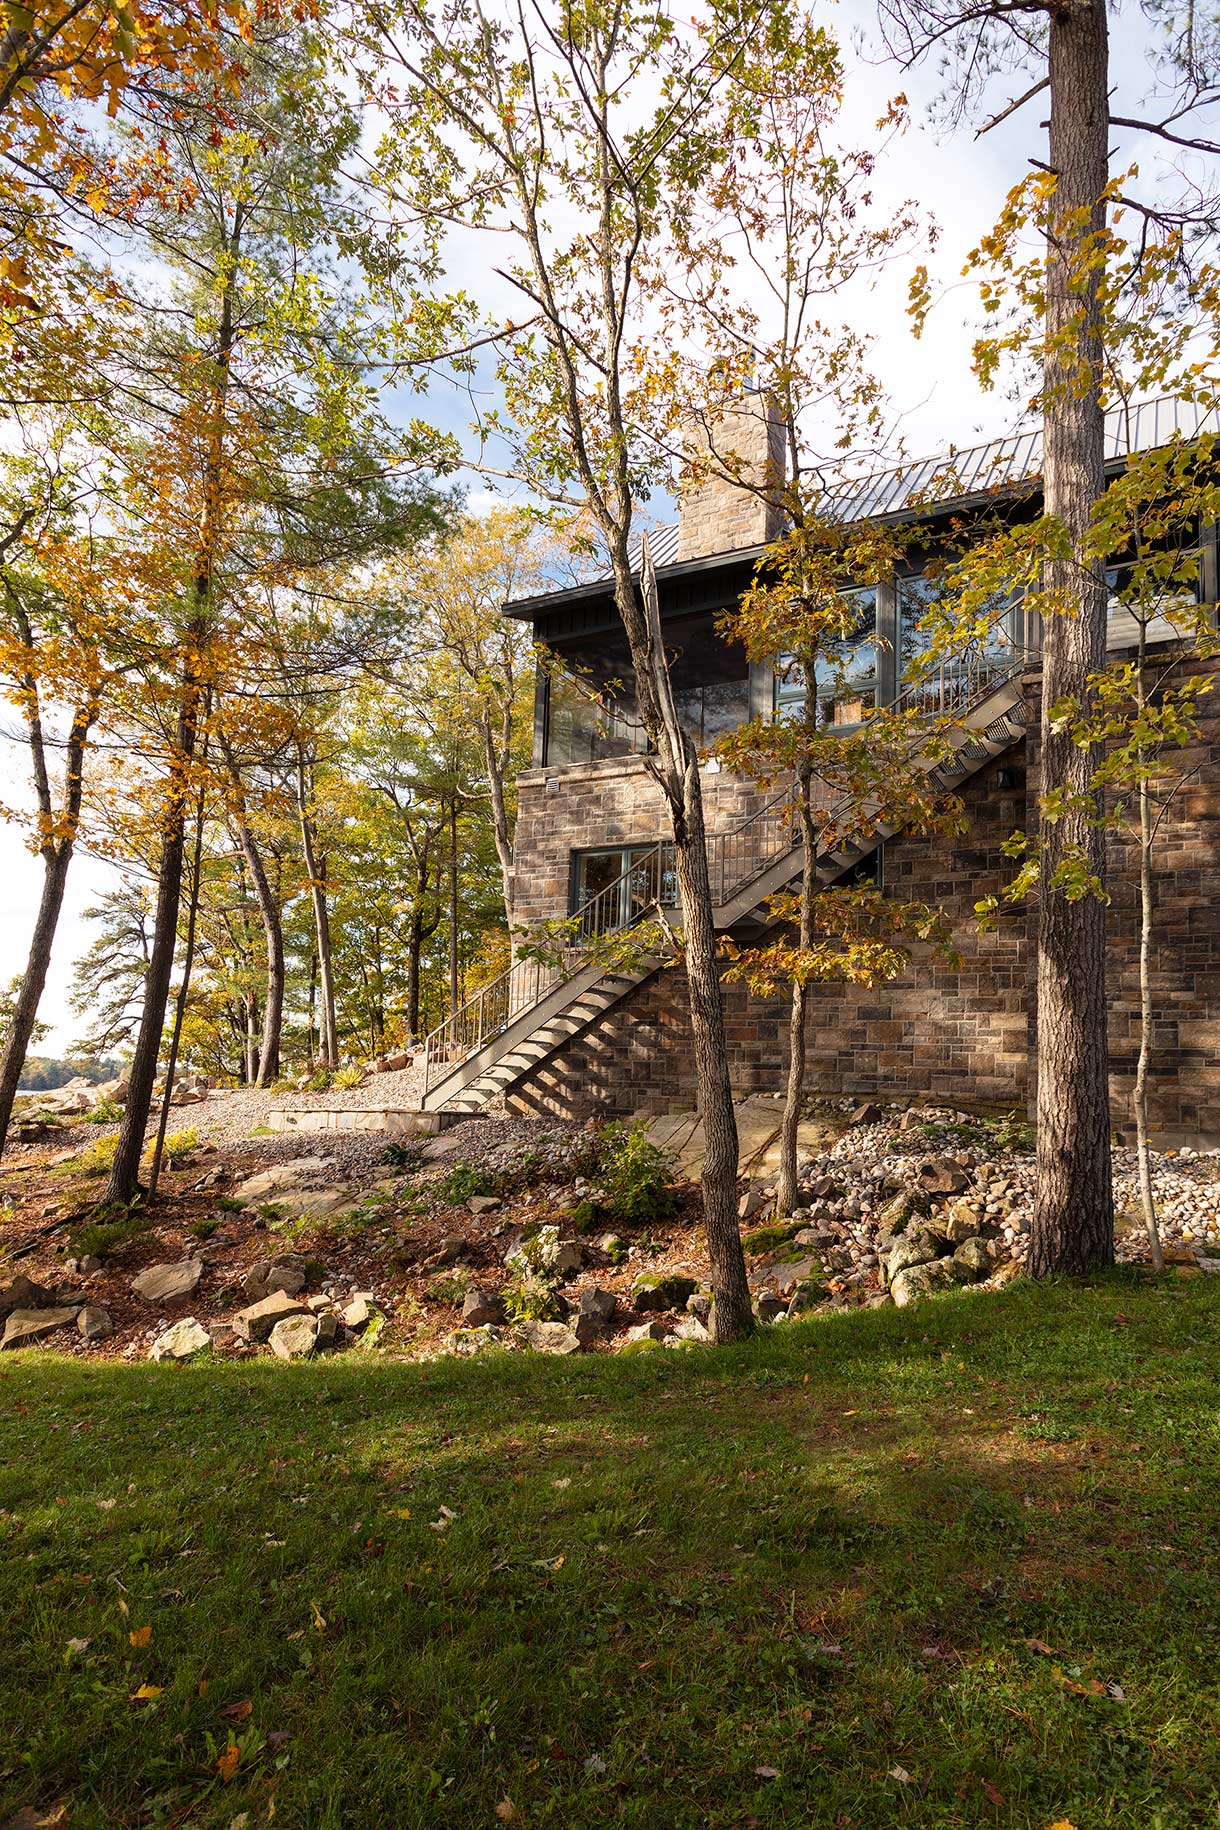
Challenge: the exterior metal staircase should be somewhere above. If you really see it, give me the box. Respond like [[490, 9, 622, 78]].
[[421, 643, 1030, 1116]]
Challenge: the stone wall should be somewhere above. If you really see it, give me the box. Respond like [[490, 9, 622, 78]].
[[506, 663, 1220, 1144]]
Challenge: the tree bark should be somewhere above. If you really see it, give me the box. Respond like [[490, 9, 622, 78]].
[[221, 741, 284, 1086], [447, 793, 460, 1020], [776, 761, 818, 1219], [1029, 0, 1115, 1277], [0, 693, 92, 1158], [147, 775, 207, 1200], [299, 787, 338, 1069], [481, 705, 516, 928]]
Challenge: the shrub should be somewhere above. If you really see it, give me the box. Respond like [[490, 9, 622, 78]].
[[333, 1064, 366, 1090], [987, 1109, 1035, 1154], [65, 1133, 119, 1178], [89, 1098, 124, 1124], [439, 1163, 496, 1205], [503, 1278, 566, 1324], [190, 1216, 219, 1240], [598, 1123, 679, 1227], [156, 1127, 199, 1164], [305, 1069, 333, 1092], [67, 1206, 148, 1259], [425, 1273, 470, 1308]]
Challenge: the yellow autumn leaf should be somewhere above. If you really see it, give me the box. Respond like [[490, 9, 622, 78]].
[[129, 1624, 152, 1648], [388, 1508, 411, 1519], [216, 1740, 241, 1783], [129, 1684, 163, 1701], [1046, 1821, 1079, 1829], [310, 1601, 326, 1632], [495, 1801, 515, 1822]]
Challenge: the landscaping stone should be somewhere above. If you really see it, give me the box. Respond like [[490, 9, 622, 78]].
[[755, 1293, 787, 1323], [149, 1318, 213, 1361], [578, 1285, 617, 1323], [461, 1285, 505, 1327], [315, 1312, 339, 1351], [953, 1236, 993, 1277], [77, 1305, 113, 1343], [444, 1325, 508, 1356], [624, 1318, 668, 1343], [686, 1290, 712, 1324], [234, 1159, 334, 1203], [737, 1184, 769, 1221], [631, 1271, 697, 1313], [671, 1316, 710, 1344], [749, 1254, 820, 1299], [573, 1313, 606, 1349], [890, 1257, 971, 1308], [340, 1294, 376, 1331], [131, 1259, 203, 1305], [242, 1258, 309, 1301], [506, 1225, 582, 1281], [269, 1314, 320, 1361], [917, 1159, 970, 1196], [233, 1289, 311, 1343], [1, 1306, 78, 1350], [0, 1274, 52, 1317], [515, 1319, 582, 1355], [467, 1194, 500, 1215], [885, 1232, 941, 1280]]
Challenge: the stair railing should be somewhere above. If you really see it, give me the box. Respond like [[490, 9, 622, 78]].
[[423, 613, 1030, 1097]]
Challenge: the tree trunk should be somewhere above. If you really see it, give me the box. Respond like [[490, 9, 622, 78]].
[[105, 690, 199, 1204], [147, 778, 207, 1200], [0, 664, 95, 1158], [297, 754, 338, 1069], [621, 535, 752, 1342], [1029, 0, 1115, 1277], [447, 794, 460, 1020], [222, 745, 284, 1086], [481, 707, 516, 928], [776, 762, 818, 1218], [0, 845, 73, 1155]]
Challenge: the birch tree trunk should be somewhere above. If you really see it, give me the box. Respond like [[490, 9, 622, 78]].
[[1028, 0, 1115, 1276]]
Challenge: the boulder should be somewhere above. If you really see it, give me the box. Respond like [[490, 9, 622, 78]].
[[515, 1319, 582, 1355], [234, 1159, 334, 1204], [467, 1194, 501, 1216], [953, 1236, 993, 1278], [578, 1285, 617, 1323], [671, 1316, 711, 1344], [624, 1318, 668, 1343], [0, 1274, 53, 1319], [630, 1271, 697, 1313], [506, 1225, 582, 1281], [426, 1237, 468, 1269], [885, 1231, 941, 1281], [737, 1184, 769, 1221], [755, 1293, 787, 1323], [242, 1258, 308, 1302], [461, 1285, 505, 1327], [573, 1313, 606, 1350], [850, 1102, 883, 1125], [889, 1257, 972, 1309], [77, 1305, 113, 1343], [917, 1158, 970, 1196], [149, 1318, 213, 1362], [131, 1259, 203, 1305], [233, 1289, 311, 1343], [0, 1306, 79, 1350], [381, 1050, 412, 1072], [876, 1190, 931, 1237], [269, 1314, 320, 1361], [686, 1290, 712, 1324], [340, 1294, 377, 1332], [444, 1325, 508, 1356], [749, 1254, 821, 1299], [315, 1311, 339, 1352]]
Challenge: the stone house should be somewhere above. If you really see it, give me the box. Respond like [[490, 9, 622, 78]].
[[422, 395, 1220, 1146]]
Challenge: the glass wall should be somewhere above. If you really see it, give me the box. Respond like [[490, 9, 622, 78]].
[[773, 586, 878, 727], [543, 611, 751, 766]]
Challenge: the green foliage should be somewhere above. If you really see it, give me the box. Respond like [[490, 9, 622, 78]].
[[190, 1217, 220, 1240], [596, 1123, 679, 1228], [986, 1109, 1035, 1155], [67, 1207, 148, 1259], [60, 1132, 119, 1178], [151, 1128, 199, 1165], [88, 1098, 125, 1124], [332, 1064, 366, 1089], [439, 1163, 496, 1205], [502, 1278, 566, 1324], [380, 1141, 425, 1173], [425, 1274, 469, 1308], [304, 1070, 334, 1093]]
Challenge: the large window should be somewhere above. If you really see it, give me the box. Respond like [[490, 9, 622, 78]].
[[774, 586, 878, 727], [571, 843, 677, 933], [897, 571, 1019, 712]]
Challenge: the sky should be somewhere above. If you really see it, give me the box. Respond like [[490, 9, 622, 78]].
[[0, 0, 1197, 1052]]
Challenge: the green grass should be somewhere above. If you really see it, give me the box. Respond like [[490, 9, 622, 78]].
[[2, 1275, 1218, 1829]]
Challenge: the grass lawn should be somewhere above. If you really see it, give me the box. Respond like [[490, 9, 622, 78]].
[[2, 1274, 1218, 1829]]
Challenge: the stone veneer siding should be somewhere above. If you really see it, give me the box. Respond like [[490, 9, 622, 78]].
[[505, 664, 1220, 1146]]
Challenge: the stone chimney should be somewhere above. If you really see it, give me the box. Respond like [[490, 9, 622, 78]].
[[675, 390, 785, 562]]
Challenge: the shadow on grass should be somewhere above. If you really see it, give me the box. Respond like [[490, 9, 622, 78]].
[[1, 1274, 1217, 1829]]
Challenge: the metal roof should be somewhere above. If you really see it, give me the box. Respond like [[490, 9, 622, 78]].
[[511, 394, 1219, 613]]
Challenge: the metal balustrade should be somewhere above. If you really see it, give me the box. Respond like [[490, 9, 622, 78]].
[[422, 614, 1031, 1100]]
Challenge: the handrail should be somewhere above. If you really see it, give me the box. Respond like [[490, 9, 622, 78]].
[[422, 613, 1030, 1097]]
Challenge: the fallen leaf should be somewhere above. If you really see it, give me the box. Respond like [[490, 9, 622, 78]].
[[310, 1602, 326, 1632], [494, 1800, 515, 1822], [388, 1508, 411, 1519], [216, 1741, 241, 1784], [266, 1730, 291, 1752], [552, 1477, 571, 1489], [96, 1498, 116, 1511], [65, 1637, 90, 1655], [228, 1815, 251, 1830], [129, 1625, 152, 1648], [129, 1684, 163, 1701], [1045, 1822, 1079, 1830], [754, 1765, 780, 1779], [982, 1780, 1005, 1805], [888, 1767, 912, 1784], [1024, 1637, 1056, 1656], [220, 1700, 253, 1724]]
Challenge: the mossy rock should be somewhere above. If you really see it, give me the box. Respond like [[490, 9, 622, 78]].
[[742, 1220, 803, 1256], [631, 1271, 697, 1313], [617, 1336, 664, 1356]]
